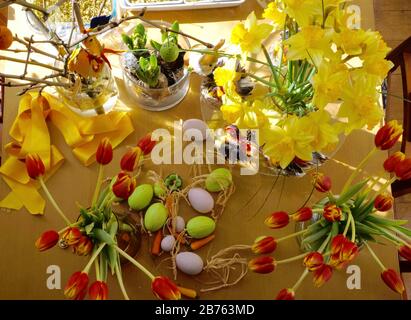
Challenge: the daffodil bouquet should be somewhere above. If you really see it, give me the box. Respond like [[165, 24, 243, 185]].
[[205, 0, 392, 174]]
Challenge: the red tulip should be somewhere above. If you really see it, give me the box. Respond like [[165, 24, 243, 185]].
[[64, 271, 89, 300], [73, 235, 94, 256], [375, 120, 403, 150], [251, 236, 277, 254], [35, 230, 59, 252], [329, 235, 358, 269], [395, 158, 411, 181], [89, 281, 108, 300], [303, 252, 324, 271], [248, 256, 276, 274], [381, 268, 405, 295], [292, 207, 313, 222], [384, 151, 405, 173], [61, 227, 82, 246], [25, 153, 45, 179], [138, 133, 156, 155], [264, 211, 290, 229], [313, 265, 333, 287], [312, 173, 332, 193], [276, 288, 295, 300], [323, 203, 342, 222], [374, 194, 393, 212], [399, 245, 411, 261], [151, 276, 181, 300], [96, 138, 113, 165], [112, 172, 136, 200], [120, 147, 141, 172]]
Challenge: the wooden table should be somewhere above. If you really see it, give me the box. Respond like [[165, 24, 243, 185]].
[[0, 0, 401, 300]]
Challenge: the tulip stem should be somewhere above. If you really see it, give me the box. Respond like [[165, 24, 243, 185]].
[[364, 241, 385, 271], [367, 222, 409, 246], [343, 213, 352, 237], [95, 260, 100, 281], [292, 269, 309, 292], [114, 245, 155, 280], [92, 165, 104, 207], [388, 226, 411, 243], [373, 176, 397, 198], [277, 223, 320, 243], [341, 147, 377, 194], [115, 263, 130, 300], [83, 243, 106, 274], [277, 253, 307, 264], [350, 214, 356, 242], [38, 177, 71, 225]]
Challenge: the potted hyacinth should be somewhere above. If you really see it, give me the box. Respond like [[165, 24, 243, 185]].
[[247, 120, 411, 299], [199, 1, 393, 176], [31, 134, 191, 300]]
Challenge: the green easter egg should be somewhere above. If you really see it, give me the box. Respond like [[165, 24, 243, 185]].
[[186, 216, 216, 239], [160, 42, 179, 63], [128, 184, 153, 211], [205, 168, 232, 192], [144, 203, 168, 232]]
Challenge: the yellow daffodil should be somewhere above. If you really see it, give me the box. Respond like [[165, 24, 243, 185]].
[[263, 1, 286, 29], [312, 61, 349, 108], [231, 12, 273, 54], [301, 110, 339, 151], [213, 67, 240, 88], [361, 30, 391, 60], [362, 56, 394, 84], [338, 77, 384, 134], [261, 116, 314, 169], [283, 0, 320, 27], [284, 26, 332, 66], [221, 99, 269, 129], [333, 28, 367, 56]]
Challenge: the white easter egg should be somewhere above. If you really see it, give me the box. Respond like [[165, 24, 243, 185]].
[[160, 235, 176, 252], [176, 252, 204, 275], [182, 119, 208, 141], [188, 188, 214, 214], [175, 216, 186, 233]]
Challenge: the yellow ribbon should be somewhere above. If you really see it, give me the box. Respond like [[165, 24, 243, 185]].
[[0, 92, 134, 214]]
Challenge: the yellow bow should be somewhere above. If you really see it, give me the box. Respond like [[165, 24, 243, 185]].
[[0, 92, 134, 214]]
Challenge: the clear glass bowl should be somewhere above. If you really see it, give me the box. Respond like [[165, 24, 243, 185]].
[[121, 57, 190, 111], [55, 63, 118, 117], [119, 21, 191, 112]]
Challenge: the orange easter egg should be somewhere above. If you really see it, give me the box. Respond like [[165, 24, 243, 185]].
[[0, 26, 13, 50]]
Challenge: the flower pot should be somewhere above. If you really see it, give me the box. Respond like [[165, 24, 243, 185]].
[[55, 63, 118, 117], [200, 77, 225, 129]]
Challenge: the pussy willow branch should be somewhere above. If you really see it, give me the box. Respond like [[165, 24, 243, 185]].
[[13, 36, 64, 61], [0, 73, 69, 87], [0, 55, 63, 72], [69, 9, 214, 49], [0, 0, 49, 17]]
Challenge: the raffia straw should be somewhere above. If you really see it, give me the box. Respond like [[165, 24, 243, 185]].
[[200, 245, 251, 292], [170, 230, 186, 280]]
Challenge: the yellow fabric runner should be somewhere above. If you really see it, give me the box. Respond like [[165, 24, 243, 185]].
[[0, 92, 134, 214]]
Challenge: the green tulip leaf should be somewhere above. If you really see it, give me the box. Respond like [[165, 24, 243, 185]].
[[92, 228, 115, 246], [336, 180, 368, 206]]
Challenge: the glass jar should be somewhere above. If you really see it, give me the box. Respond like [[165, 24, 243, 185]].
[[121, 56, 190, 111], [119, 21, 191, 112], [55, 63, 118, 117]]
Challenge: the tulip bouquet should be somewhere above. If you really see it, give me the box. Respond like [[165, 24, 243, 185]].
[[199, 0, 392, 175], [248, 120, 411, 299], [31, 134, 187, 300]]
